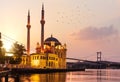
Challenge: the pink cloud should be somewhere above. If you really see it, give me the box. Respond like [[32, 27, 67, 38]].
[[71, 25, 119, 40]]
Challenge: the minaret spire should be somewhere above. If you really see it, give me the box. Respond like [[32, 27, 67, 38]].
[[40, 4, 45, 52], [28, 10, 30, 25], [26, 10, 31, 56], [42, 3, 44, 10]]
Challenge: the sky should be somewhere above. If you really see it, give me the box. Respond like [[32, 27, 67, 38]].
[[0, 0, 120, 62]]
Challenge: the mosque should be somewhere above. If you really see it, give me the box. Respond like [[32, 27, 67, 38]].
[[20, 4, 67, 69]]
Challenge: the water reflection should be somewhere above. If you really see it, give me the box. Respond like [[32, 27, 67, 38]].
[[66, 69, 120, 82], [1, 69, 120, 82], [97, 69, 101, 82], [20, 73, 66, 82], [0, 72, 66, 82]]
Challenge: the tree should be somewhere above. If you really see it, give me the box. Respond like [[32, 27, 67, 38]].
[[9, 57, 22, 64], [0, 40, 6, 63], [0, 40, 5, 56], [9, 42, 26, 64], [11, 42, 26, 57], [0, 56, 5, 64], [0, 48, 5, 56]]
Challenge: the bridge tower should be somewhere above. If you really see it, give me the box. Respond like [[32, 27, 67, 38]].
[[97, 52, 102, 62]]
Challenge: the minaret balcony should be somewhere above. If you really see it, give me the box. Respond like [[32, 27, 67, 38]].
[[26, 25, 31, 28], [40, 20, 45, 24]]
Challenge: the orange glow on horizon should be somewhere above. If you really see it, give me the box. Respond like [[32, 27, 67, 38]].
[[3, 42, 12, 52]]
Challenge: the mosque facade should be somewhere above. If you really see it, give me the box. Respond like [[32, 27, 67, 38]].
[[21, 4, 67, 69]]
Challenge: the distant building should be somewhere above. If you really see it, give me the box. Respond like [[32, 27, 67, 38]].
[[21, 4, 67, 69]]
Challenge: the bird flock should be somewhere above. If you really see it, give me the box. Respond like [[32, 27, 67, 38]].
[[55, 1, 96, 28]]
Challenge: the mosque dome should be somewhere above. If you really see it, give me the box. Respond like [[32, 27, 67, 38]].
[[44, 35, 61, 46]]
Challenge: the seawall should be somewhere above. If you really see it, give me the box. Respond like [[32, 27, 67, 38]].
[[11, 68, 85, 74]]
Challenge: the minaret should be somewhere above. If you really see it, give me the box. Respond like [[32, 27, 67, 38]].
[[40, 4, 45, 51], [26, 10, 31, 56]]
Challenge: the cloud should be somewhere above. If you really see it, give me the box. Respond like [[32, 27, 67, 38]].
[[71, 25, 119, 40]]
